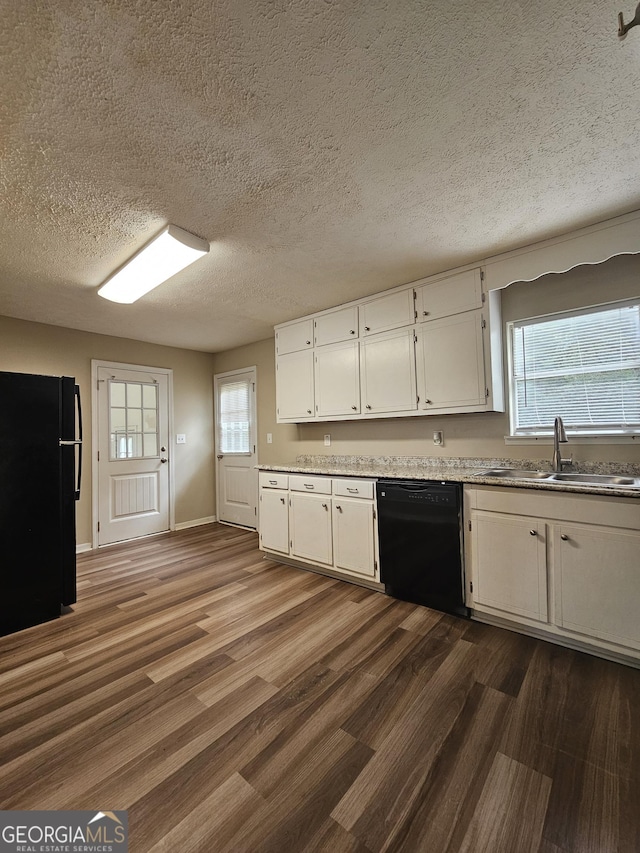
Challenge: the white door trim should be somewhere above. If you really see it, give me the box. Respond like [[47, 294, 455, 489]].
[[214, 365, 258, 529], [91, 359, 175, 549]]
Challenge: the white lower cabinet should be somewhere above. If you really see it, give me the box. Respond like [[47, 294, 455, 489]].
[[472, 511, 548, 622], [554, 523, 640, 651], [259, 473, 379, 585], [333, 498, 376, 577], [467, 486, 640, 663], [259, 488, 289, 554], [290, 493, 333, 565]]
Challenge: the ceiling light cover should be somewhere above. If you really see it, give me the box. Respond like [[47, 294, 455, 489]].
[[97, 225, 209, 304]]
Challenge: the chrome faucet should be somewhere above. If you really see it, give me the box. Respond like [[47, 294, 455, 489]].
[[552, 416, 572, 472]]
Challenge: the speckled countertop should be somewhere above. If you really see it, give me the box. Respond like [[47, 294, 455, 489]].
[[258, 455, 640, 499]]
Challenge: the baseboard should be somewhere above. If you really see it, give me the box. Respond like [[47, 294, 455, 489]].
[[174, 515, 217, 531], [76, 542, 92, 554]]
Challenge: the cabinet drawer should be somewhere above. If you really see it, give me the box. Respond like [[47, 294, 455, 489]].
[[289, 474, 332, 494], [333, 479, 374, 499], [259, 472, 289, 489]]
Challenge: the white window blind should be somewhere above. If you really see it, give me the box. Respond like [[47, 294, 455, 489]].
[[510, 301, 640, 435], [219, 380, 251, 453]]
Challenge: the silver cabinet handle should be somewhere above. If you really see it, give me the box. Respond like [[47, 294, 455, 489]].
[[307, 409, 312, 414], [161, 458, 168, 463], [336, 505, 342, 512], [560, 533, 569, 541], [423, 311, 429, 316], [269, 479, 277, 484], [321, 503, 328, 509], [350, 329, 355, 334], [346, 487, 358, 493], [280, 497, 285, 504], [217, 454, 224, 459], [366, 404, 372, 410], [364, 326, 370, 331], [306, 340, 311, 345], [529, 529, 537, 536], [424, 399, 432, 405], [351, 405, 357, 410], [304, 483, 314, 489]]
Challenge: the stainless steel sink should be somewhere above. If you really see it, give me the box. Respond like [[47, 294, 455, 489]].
[[550, 473, 638, 487], [474, 468, 640, 488], [474, 468, 553, 480]]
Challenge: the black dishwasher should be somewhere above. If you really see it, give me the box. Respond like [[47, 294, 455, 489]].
[[376, 480, 469, 618]]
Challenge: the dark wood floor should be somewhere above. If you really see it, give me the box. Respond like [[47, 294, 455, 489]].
[[0, 523, 638, 852]]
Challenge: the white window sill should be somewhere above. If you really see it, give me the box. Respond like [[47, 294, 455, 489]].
[[505, 434, 640, 445]]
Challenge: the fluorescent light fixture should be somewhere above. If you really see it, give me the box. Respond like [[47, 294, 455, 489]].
[[97, 225, 209, 304]]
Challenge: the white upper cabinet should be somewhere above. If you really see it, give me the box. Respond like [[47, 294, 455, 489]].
[[276, 349, 314, 421], [415, 311, 487, 412], [314, 340, 360, 417], [314, 306, 358, 347], [360, 328, 417, 414], [359, 289, 415, 336], [276, 318, 314, 355], [415, 267, 483, 322]]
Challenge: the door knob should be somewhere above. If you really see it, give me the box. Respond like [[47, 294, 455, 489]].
[[160, 457, 168, 463]]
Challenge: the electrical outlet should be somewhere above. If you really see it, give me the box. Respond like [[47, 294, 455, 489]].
[[324, 434, 331, 447], [266, 433, 273, 444], [176, 434, 186, 444], [433, 431, 443, 446]]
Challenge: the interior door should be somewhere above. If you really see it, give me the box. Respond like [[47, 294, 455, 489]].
[[215, 368, 258, 528], [96, 365, 170, 545]]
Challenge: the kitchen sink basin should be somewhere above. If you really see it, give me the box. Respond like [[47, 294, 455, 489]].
[[549, 473, 638, 486], [474, 469, 640, 488], [475, 468, 553, 480]]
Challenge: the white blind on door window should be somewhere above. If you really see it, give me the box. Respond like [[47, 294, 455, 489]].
[[511, 302, 640, 433], [219, 380, 251, 453]]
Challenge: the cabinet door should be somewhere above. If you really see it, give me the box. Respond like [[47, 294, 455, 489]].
[[415, 267, 483, 322], [360, 328, 417, 414], [314, 306, 358, 347], [359, 289, 415, 336], [555, 523, 640, 650], [290, 493, 333, 565], [315, 340, 360, 417], [332, 498, 376, 577], [259, 489, 289, 554], [276, 319, 314, 355], [415, 311, 486, 411], [276, 349, 314, 421], [471, 510, 548, 622]]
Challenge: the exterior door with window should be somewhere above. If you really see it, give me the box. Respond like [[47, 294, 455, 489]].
[[215, 368, 257, 528], [96, 364, 171, 545]]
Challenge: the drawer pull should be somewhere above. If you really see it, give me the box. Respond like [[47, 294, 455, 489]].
[[269, 479, 277, 485], [560, 533, 569, 541], [346, 487, 359, 493], [304, 483, 315, 489]]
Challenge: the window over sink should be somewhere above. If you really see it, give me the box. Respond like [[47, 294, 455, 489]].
[[507, 298, 640, 438]]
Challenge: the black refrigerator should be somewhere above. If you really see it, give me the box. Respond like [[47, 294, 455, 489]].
[[0, 371, 82, 636]]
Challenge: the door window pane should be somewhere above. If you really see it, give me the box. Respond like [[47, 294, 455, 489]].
[[110, 380, 159, 459], [219, 379, 251, 453]]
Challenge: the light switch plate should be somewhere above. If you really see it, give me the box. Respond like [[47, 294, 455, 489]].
[[176, 434, 186, 444], [267, 433, 273, 444]]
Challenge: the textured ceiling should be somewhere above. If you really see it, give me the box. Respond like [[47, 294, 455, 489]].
[[1, 0, 640, 352]]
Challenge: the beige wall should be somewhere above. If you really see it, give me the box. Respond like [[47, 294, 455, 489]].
[[0, 315, 216, 545], [213, 253, 640, 468]]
